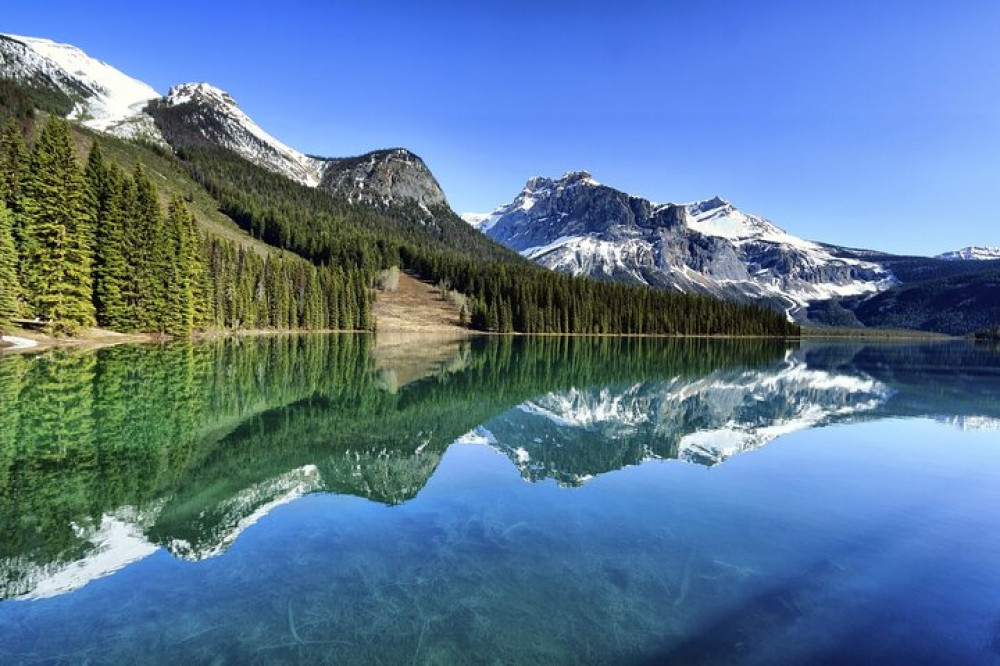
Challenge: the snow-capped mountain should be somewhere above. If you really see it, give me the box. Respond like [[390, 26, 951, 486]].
[[936, 246, 1000, 261], [464, 172, 896, 319], [0, 33, 165, 145], [0, 34, 323, 185]]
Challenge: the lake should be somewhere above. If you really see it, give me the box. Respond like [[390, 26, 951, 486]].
[[1, 335, 999, 664]]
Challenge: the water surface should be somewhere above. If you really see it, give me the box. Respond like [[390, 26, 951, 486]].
[[1, 336, 999, 664]]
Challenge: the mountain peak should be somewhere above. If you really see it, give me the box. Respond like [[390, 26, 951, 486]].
[[166, 82, 237, 109], [150, 81, 327, 187], [686, 196, 732, 215], [559, 170, 600, 185]]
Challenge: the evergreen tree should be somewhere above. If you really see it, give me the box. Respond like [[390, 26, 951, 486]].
[[165, 198, 198, 334], [0, 201, 20, 332], [91, 163, 130, 329], [1, 118, 30, 289], [0, 118, 27, 214], [20, 117, 94, 334], [84, 142, 107, 219], [130, 164, 171, 331], [187, 221, 210, 330]]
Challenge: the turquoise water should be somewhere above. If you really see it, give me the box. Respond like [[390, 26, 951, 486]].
[[1, 336, 999, 664]]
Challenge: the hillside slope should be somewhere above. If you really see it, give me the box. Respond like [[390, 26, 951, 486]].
[[373, 272, 465, 333]]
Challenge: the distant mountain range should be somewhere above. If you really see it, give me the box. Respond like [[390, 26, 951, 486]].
[[1, 33, 996, 334], [465, 173, 1000, 333]]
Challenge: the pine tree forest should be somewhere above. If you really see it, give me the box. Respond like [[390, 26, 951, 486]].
[[0, 117, 372, 336]]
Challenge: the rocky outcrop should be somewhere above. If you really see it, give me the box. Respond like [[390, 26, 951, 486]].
[[318, 148, 447, 209]]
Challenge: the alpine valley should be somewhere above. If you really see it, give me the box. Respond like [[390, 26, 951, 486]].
[[3, 16, 1000, 666]]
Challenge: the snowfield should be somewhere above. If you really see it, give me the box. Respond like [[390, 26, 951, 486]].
[[2, 33, 166, 147]]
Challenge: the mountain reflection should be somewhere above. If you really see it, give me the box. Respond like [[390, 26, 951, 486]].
[[1, 335, 998, 600], [475, 352, 891, 486]]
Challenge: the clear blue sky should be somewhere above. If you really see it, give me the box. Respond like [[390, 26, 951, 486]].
[[5, 1, 998, 255]]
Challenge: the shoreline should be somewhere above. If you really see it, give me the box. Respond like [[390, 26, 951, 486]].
[[1, 324, 959, 355], [1, 328, 159, 354]]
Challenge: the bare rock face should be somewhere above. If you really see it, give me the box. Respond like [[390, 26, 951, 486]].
[[317, 148, 447, 209]]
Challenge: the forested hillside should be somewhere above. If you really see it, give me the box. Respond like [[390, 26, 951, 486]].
[[0, 79, 798, 338], [0, 116, 372, 335]]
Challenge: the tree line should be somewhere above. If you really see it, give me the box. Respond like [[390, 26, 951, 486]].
[[0, 117, 372, 336]]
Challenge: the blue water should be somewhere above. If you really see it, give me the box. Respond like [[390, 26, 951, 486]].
[[1, 337, 999, 664]]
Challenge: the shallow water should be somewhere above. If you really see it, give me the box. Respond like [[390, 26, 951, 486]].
[[1, 336, 999, 664]]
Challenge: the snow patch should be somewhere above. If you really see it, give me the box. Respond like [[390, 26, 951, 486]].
[[1, 335, 38, 350], [454, 426, 498, 445], [462, 212, 500, 233]]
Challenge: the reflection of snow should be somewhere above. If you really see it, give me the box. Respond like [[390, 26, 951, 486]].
[[167, 464, 322, 561], [454, 426, 498, 446], [1, 335, 38, 350], [677, 396, 886, 465], [518, 385, 649, 429], [11, 512, 158, 601], [490, 353, 892, 476], [7, 465, 325, 600], [935, 415, 1000, 431]]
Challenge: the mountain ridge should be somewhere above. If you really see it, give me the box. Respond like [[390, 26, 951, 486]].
[[0, 33, 164, 145], [463, 171, 894, 319], [936, 246, 1000, 261]]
